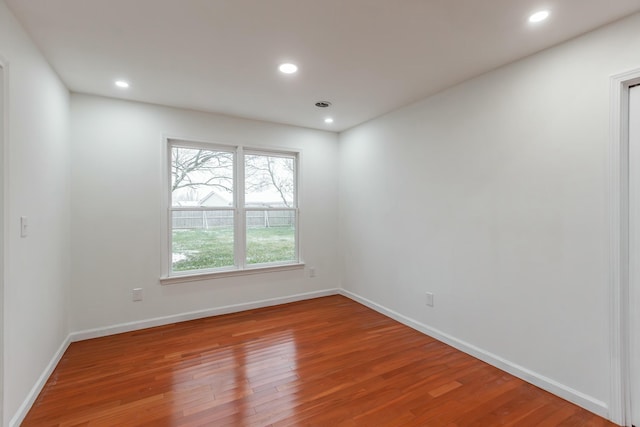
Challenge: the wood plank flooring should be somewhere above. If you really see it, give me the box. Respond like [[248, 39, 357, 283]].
[[23, 295, 616, 426]]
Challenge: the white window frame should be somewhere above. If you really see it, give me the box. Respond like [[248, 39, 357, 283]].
[[160, 137, 304, 285]]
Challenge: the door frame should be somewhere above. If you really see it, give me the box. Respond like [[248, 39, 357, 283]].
[[0, 55, 8, 426], [610, 67, 640, 426]]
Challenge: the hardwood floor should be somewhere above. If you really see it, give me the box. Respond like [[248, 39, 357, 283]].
[[23, 295, 615, 426]]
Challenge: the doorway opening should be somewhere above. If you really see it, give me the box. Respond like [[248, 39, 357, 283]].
[[611, 69, 640, 427], [629, 83, 640, 427], [0, 61, 6, 426]]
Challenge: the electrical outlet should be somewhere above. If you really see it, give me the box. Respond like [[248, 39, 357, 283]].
[[132, 288, 143, 302], [425, 292, 434, 307], [309, 267, 316, 278]]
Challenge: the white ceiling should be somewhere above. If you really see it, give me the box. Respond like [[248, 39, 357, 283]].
[[6, 0, 640, 132]]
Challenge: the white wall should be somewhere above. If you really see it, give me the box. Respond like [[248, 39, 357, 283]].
[[0, 1, 71, 425], [339, 12, 640, 415], [70, 94, 339, 332]]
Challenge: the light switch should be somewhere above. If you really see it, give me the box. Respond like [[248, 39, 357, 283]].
[[20, 216, 28, 237]]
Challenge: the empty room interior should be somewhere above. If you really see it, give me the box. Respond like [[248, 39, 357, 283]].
[[2, 0, 640, 426]]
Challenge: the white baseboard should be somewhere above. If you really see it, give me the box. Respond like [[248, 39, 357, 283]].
[[9, 335, 71, 427], [338, 288, 609, 419], [11, 287, 609, 425], [69, 288, 340, 342]]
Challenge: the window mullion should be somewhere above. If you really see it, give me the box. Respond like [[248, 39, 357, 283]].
[[243, 207, 298, 212], [236, 146, 246, 269], [171, 206, 235, 212]]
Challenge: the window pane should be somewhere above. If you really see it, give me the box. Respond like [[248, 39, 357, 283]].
[[246, 210, 296, 265], [245, 154, 295, 207], [171, 146, 234, 208], [172, 210, 234, 271]]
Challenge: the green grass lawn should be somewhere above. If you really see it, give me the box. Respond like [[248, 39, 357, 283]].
[[172, 226, 295, 271]]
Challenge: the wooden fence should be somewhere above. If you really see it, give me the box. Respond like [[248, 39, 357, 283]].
[[172, 210, 295, 229]]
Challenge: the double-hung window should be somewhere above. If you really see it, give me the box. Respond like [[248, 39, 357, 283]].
[[167, 139, 299, 278]]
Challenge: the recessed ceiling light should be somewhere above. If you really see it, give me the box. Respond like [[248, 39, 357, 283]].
[[528, 10, 550, 23], [324, 118, 334, 124], [279, 63, 298, 74], [115, 80, 130, 88]]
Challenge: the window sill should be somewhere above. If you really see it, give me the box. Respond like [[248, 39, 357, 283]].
[[160, 263, 305, 285]]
